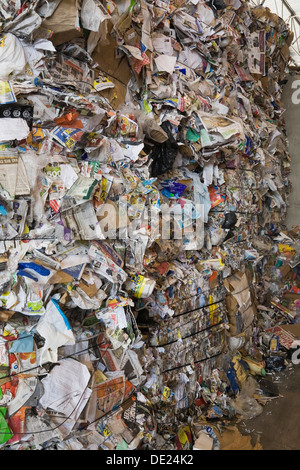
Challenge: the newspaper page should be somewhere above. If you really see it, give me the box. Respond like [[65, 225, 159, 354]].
[[248, 30, 266, 76], [89, 241, 127, 282], [0, 81, 17, 104], [15, 156, 31, 196], [0, 153, 18, 197], [93, 373, 126, 419]]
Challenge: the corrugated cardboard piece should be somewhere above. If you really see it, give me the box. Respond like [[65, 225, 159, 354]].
[[42, 0, 83, 46], [92, 21, 132, 110]]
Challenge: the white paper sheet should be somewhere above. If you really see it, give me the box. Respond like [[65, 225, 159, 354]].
[[36, 298, 75, 364], [0, 118, 30, 141], [154, 55, 177, 74], [152, 35, 173, 55], [81, 0, 110, 32], [39, 358, 91, 419], [8, 377, 38, 417]]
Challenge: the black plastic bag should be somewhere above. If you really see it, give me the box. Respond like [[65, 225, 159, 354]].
[[150, 121, 178, 177], [222, 211, 237, 229], [206, 0, 226, 11], [265, 356, 286, 372]]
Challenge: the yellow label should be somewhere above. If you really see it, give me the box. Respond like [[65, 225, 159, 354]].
[[232, 354, 247, 383], [162, 386, 171, 401], [270, 338, 278, 351], [27, 300, 43, 311], [177, 427, 189, 447], [0, 142, 10, 150], [278, 244, 294, 253], [22, 225, 29, 236], [209, 294, 218, 323], [103, 426, 112, 438], [66, 138, 75, 148], [134, 277, 147, 298], [128, 274, 147, 298], [99, 177, 112, 202], [0, 81, 11, 95]]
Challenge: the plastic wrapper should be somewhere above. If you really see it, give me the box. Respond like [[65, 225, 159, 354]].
[[233, 377, 264, 420], [0, 34, 26, 80], [149, 122, 179, 177]]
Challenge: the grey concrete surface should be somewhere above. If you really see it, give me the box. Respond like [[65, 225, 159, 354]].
[[282, 74, 300, 229], [238, 364, 300, 450]]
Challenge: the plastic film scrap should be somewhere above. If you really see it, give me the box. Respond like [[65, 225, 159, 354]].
[[0, 0, 297, 451]]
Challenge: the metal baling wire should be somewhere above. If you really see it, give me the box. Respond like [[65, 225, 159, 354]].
[[0, 330, 227, 436], [176, 323, 227, 361], [161, 350, 224, 374], [155, 305, 224, 336], [158, 324, 226, 363], [0, 312, 113, 346], [80, 348, 227, 433], [0, 44, 274, 444], [173, 298, 226, 319], [0, 330, 121, 382], [166, 283, 226, 308], [154, 306, 225, 340], [0, 237, 57, 241], [160, 353, 224, 385], [166, 294, 224, 314], [0, 332, 35, 346], [0, 353, 216, 435], [0, 249, 253, 343], [150, 302, 226, 356], [84, 290, 225, 343], [0, 345, 139, 436], [0, 199, 257, 415], [1, 218, 263, 242], [167, 322, 225, 362], [143, 301, 225, 342], [144, 300, 225, 343], [162, 336, 225, 374], [78, 388, 142, 434], [52, 344, 128, 429], [1, 321, 228, 433], [0, 365, 89, 436], [151, 318, 225, 348], [0, 178, 261, 239], [38, 364, 102, 424], [173, 327, 226, 360], [2, 366, 125, 437], [0, 268, 223, 356]]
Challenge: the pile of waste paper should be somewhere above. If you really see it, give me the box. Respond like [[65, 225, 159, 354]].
[[0, 0, 299, 450]]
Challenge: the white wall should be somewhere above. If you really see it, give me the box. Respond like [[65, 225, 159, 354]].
[[283, 74, 300, 228]]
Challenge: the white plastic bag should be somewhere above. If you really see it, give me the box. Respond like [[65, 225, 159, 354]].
[[0, 33, 26, 80]]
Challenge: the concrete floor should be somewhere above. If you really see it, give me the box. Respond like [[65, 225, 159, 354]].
[[238, 364, 300, 450]]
